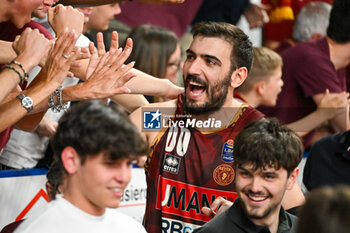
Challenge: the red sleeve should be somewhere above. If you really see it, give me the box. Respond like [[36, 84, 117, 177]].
[[24, 21, 54, 40]]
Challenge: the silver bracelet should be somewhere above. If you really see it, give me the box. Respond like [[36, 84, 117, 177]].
[[48, 86, 68, 112]]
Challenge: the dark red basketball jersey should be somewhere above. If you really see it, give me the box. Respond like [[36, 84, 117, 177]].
[[143, 95, 264, 233]]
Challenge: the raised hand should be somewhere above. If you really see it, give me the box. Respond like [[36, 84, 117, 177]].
[[48, 4, 84, 37], [45, 29, 80, 87], [74, 31, 136, 99], [12, 28, 52, 72]]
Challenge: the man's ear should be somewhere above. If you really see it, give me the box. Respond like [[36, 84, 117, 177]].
[[231, 67, 248, 88], [61, 146, 81, 175], [286, 167, 299, 190]]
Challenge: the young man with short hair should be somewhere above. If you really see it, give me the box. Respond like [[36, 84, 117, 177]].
[[195, 118, 303, 233], [14, 100, 149, 233]]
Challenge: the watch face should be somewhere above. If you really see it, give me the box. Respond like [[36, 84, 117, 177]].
[[22, 96, 33, 108]]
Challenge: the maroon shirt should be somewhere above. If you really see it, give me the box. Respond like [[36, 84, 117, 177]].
[[116, 1, 202, 37], [259, 38, 347, 148], [0, 20, 53, 150], [144, 94, 264, 233]]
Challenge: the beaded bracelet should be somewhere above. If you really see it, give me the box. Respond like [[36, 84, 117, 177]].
[[11, 60, 29, 81], [4, 64, 24, 85]]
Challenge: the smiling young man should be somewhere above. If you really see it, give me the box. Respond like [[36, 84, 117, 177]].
[[194, 118, 302, 233], [13, 100, 149, 233], [130, 22, 264, 233]]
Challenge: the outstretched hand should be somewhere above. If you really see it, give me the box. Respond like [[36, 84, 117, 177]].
[[76, 31, 136, 99], [45, 29, 80, 87]]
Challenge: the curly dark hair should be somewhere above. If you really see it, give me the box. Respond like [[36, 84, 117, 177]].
[[233, 118, 303, 175]]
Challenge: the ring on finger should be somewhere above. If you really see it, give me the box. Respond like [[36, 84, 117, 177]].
[[62, 53, 71, 59]]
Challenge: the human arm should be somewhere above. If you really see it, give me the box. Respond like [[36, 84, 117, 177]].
[[91, 31, 184, 99], [0, 40, 16, 64], [0, 30, 79, 133], [48, 4, 84, 37], [201, 196, 233, 219], [35, 117, 58, 138], [312, 91, 350, 132], [244, 3, 269, 29], [0, 28, 52, 103], [111, 94, 149, 113], [286, 90, 350, 136], [59, 0, 184, 5]]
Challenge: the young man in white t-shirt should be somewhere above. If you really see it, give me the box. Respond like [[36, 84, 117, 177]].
[[14, 100, 149, 233]]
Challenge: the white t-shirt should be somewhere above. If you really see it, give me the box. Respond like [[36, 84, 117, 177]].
[[14, 195, 147, 233]]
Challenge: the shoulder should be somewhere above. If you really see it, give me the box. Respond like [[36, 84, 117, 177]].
[[194, 207, 234, 233], [282, 39, 331, 67], [285, 211, 299, 231], [105, 209, 147, 232]]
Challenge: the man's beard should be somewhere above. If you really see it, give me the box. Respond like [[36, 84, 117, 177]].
[[183, 74, 232, 115], [239, 190, 281, 220]]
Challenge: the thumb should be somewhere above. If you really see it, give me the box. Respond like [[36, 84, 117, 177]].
[[201, 207, 216, 218], [48, 7, 55, 25]]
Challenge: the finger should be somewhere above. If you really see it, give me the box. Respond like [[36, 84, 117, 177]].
[[67, 71, 74, 77], [89, 42, 96, 56], [105, 48, 123, 70], [51, 28, 69, 56], [48, 6, 55, 25], [208, 196, 228, 212], [95, 52, 111, 74], [109, 31, 119, 54], [67, 46, 81, 65], [96, 32, 106, 57], [113, 65, 136, 88], [62, 30, 78, 59], [112, 86, 132, 95], [201, 207, 216, 218], [110, 38, 133, 71]]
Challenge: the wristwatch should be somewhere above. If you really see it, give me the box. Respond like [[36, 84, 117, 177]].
[[16, 94, 33, 112]]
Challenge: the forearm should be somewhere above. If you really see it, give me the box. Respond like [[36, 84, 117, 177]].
[[111, 94, 149, 113], [126, 68, 182, 98], [0, 69, 22, 104], [286, 109, 332, 137], [59, 0, 124, 6], [0, 79, 57, 132], [330, 105, 350, 132]]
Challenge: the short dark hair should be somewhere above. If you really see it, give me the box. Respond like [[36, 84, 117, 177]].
[[191, 21, 253, 73], [233, 118, 303, 175], [52, 100, 148, 165], [327, 0, 350, 43], [46, 160, 64, 200]]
